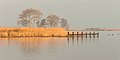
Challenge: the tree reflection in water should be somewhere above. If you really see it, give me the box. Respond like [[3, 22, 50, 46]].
[[0, 37, 67, 60]]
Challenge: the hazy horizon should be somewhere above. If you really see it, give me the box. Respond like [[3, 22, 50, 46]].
[[0, 0, 120, 29]]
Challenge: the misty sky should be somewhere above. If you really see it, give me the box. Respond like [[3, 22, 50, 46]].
[[0, 0, 120, 29]]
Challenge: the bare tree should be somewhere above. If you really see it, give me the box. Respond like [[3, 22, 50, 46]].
[[36, 21, 41, 27], [17, 8, 43, 27], [40, 19, 46, 27], [17, 20, 30, 27], [60, 18, 68, 28], [45, 14, 60, 27], [36, 19, 46, 27]]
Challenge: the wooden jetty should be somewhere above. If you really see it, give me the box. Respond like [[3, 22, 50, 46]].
[[67, 31, 99, 38]]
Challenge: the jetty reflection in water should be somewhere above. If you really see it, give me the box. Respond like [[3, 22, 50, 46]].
[[67, 35, 99, 47], [0, 37, 99, 60]]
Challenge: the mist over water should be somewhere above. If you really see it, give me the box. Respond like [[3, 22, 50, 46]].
[[0, 31, 120, 60]]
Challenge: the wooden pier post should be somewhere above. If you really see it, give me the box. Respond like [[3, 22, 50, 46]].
[[89, 32, 91, 38], [97, 32, 99, 37], [77, 32, 79, 40], [85, 32, 87, 38], [72, 32, 74, 43], [93, 32, 95, 37], [81, 32, 83, 35], [68, 32, 69, 37], [77, 32, 79, 37], [72, 32, 74, 37]]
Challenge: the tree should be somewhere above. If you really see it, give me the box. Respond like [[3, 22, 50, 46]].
[[36, 21, 41, 27], [17, 20, 30, 27], [45, 14, 60, 27], [17, 8, 43, 27], [60, 18, 68, 28], [36, 19, 46, 27], [40, 19, 46, 27]]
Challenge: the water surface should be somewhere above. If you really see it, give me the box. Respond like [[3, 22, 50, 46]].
[[0, 31, 120, 60]]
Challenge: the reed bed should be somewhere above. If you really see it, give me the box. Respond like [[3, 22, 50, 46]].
[[0, 27, 67, 37]]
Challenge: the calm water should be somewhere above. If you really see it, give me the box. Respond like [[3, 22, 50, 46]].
[[0, 31, 120, 60]]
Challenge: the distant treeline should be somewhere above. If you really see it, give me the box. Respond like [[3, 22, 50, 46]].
[[84, 28, 120, 31], [84, 28, 104, 31]]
